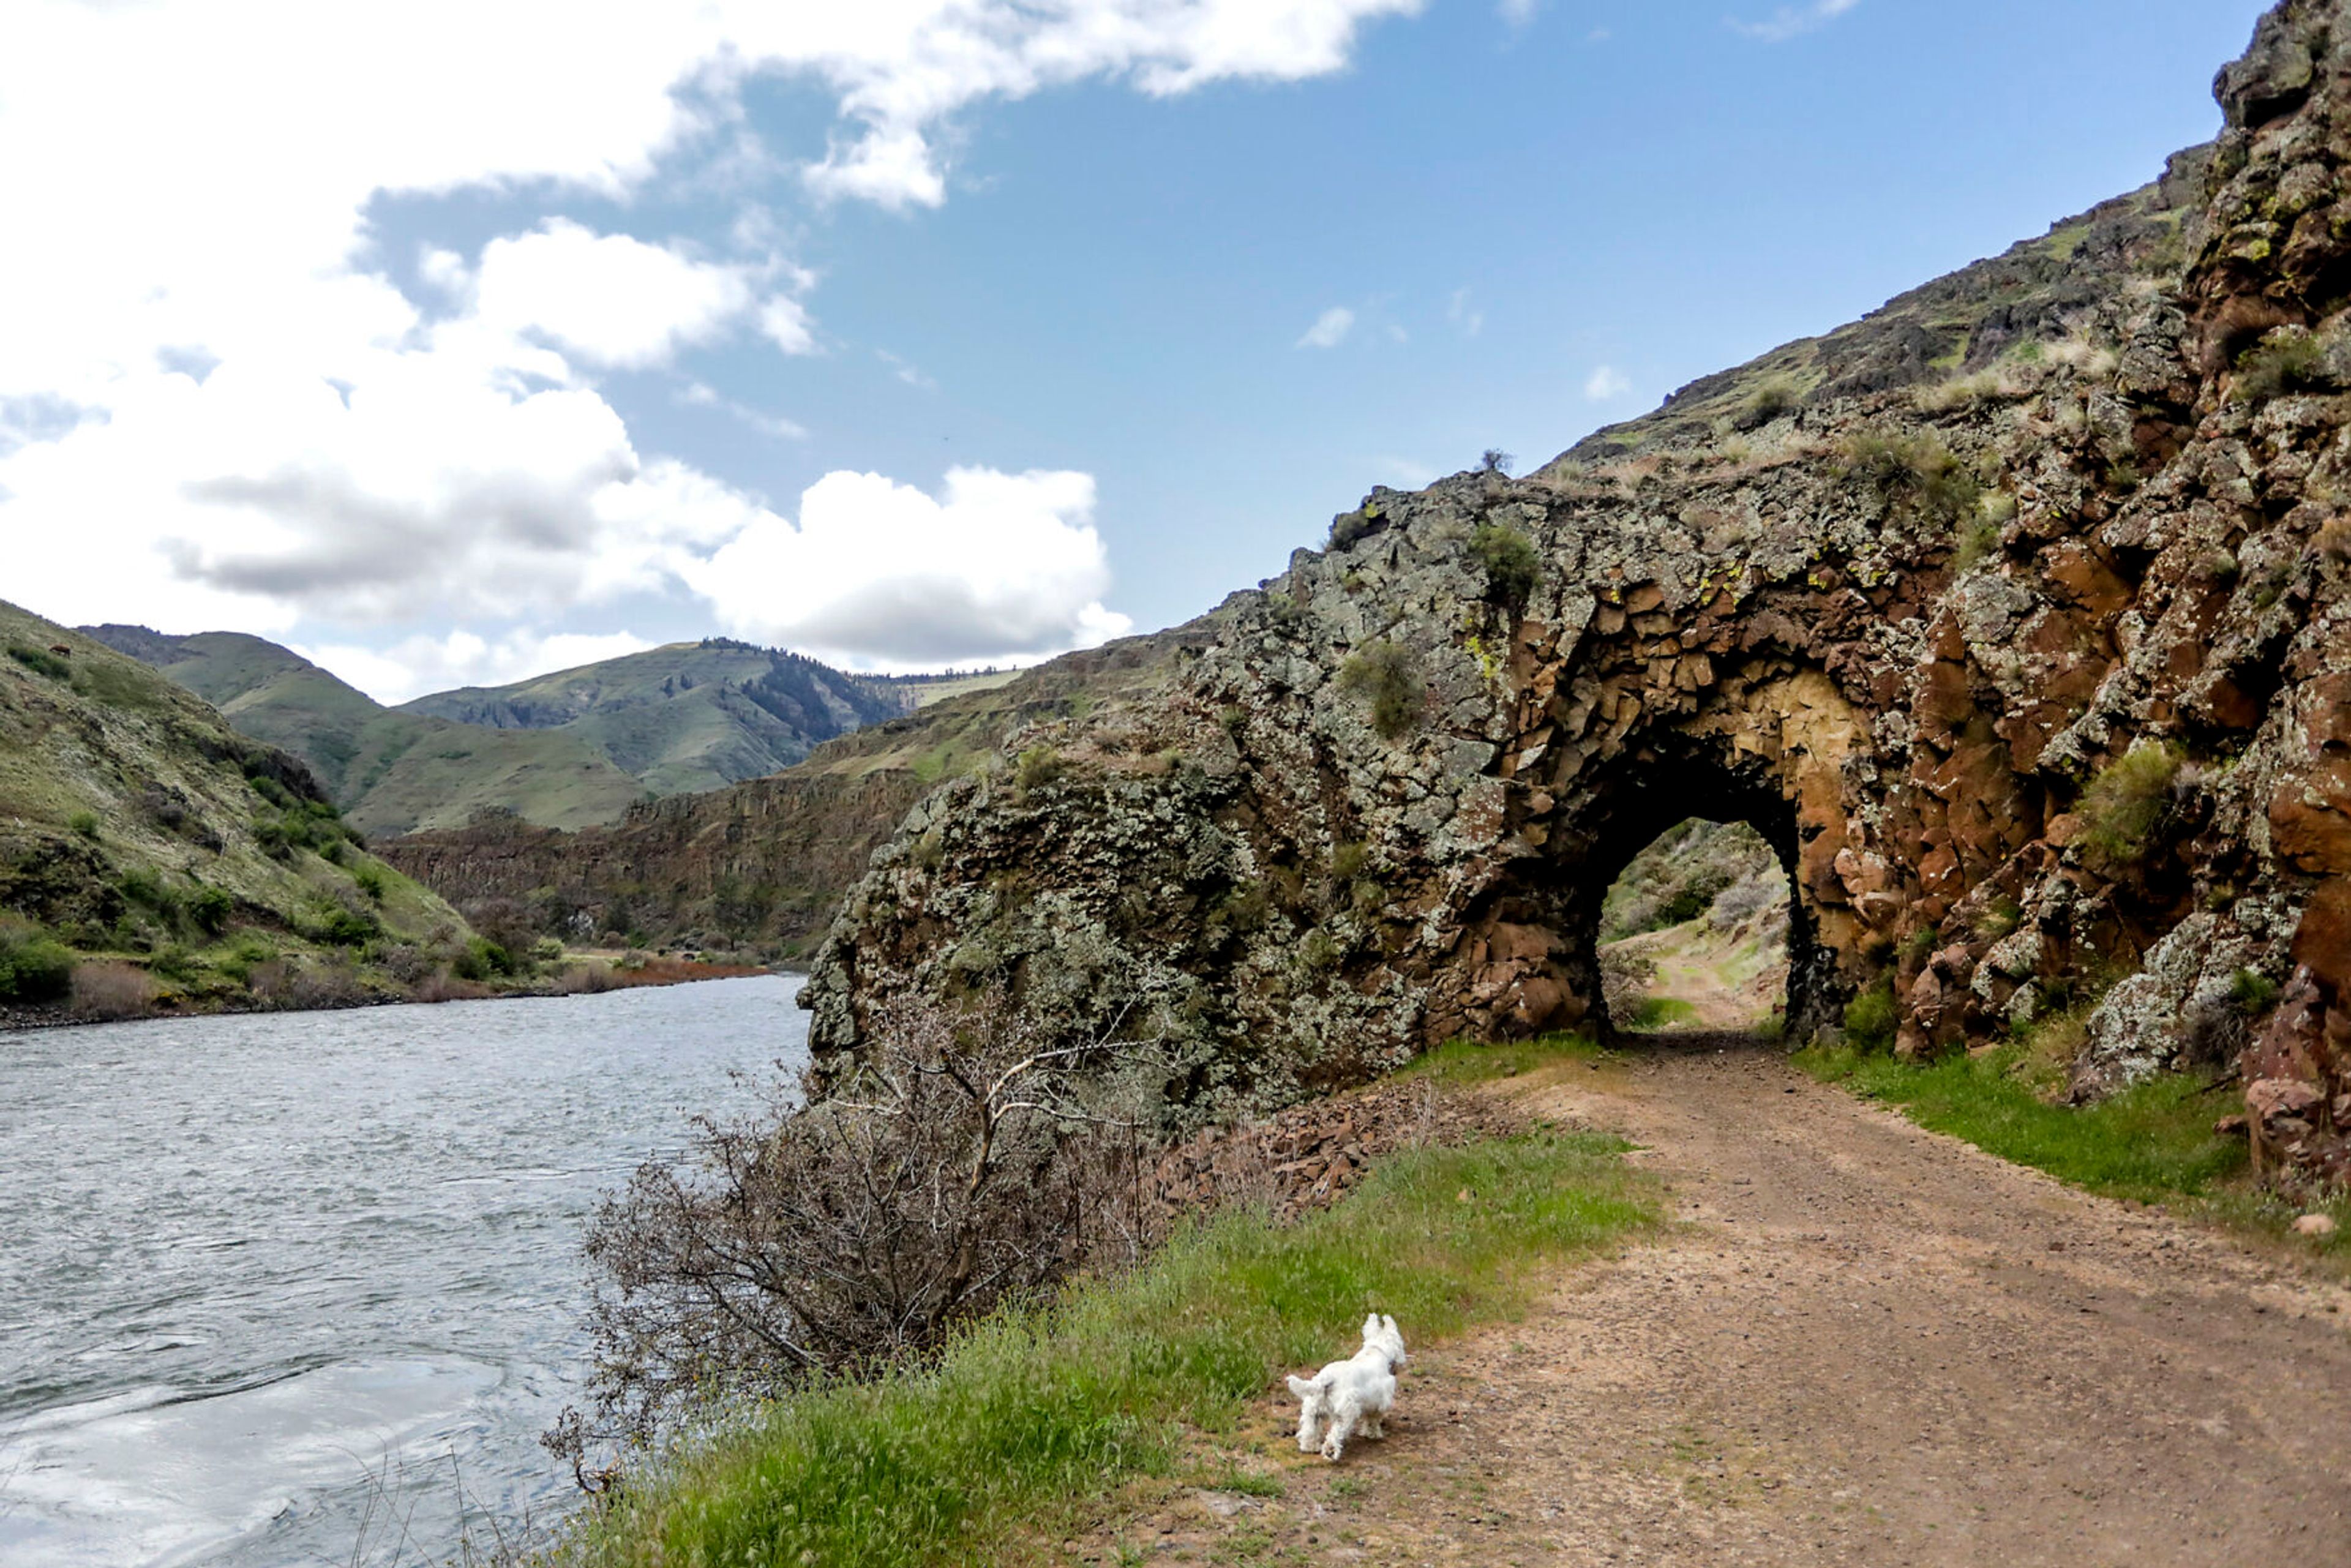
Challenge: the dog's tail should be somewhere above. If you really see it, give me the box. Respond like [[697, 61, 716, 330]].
[[1286, 1373, 1325, 1399]]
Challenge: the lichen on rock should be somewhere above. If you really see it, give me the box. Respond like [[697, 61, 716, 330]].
[[806, 1, 2351, 1187]]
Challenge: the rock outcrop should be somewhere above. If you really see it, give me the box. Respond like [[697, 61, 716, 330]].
[[806, 1, 2351, 1190], [377, 626, 1219, 955]]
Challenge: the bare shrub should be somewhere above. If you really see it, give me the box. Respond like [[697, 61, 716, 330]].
[[70, 961, 159, 1021], [377, 942, 432, 985], [286, 957, 366, 1009], [555, 992, 1172, 1457]]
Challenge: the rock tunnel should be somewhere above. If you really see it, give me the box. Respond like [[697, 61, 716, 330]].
[[1464, 737, 1830, 1046], [808, 6, 2351, 1187]]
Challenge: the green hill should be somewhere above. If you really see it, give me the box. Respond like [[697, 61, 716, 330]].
[[397, 639, 904, 797], [0, 601, 484, 1017], [79, 631, 906, 839]]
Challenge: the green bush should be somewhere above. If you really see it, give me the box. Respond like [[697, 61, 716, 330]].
[[2233, 330, 2328, 403], [2229, 966, 2280, 1016], [1338, 640, 1424, 740], [1328, 503, 1384, 550], [7, 644, 73, 680], [187, 885, 233, 936], [1014, 745, 1067, 794], [1733, 376, 1801, 430], [350, 861, 389, 902], [2079, 741, 2184, 868], [67, 811, 100, 841], [314, 904, 380, 948], [0, 920, 75, 1003], [1468, 522, 1541, 609], [1840, 432, 1980, 530], [1842, 975, 1899, 1051], [149, 943, 204, 984]]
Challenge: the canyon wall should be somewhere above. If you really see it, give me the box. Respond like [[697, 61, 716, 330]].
[[803, 1, 2351, 1188]]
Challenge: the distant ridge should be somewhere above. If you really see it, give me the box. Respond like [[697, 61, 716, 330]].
[[81, 629, 908, 837]]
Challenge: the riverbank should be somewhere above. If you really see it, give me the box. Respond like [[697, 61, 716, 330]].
[[0, 951, 771, 1034]]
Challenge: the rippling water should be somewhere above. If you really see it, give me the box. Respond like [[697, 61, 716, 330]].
[[0, 975, 807, 1567]]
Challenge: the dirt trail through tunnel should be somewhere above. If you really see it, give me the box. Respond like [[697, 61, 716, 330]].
[[1073, 1036, 2351, 1566]]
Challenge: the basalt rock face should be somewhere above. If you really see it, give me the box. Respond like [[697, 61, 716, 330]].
[[806, 1, 2351, 1187]]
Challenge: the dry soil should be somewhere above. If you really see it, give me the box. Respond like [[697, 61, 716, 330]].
[[1065, 1035, 2351, 1566]]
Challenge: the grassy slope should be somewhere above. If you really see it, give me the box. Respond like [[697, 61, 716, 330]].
[[546, 1106, 1654, 1567], [1540, 165, 2195, 471], [399, 640, 906, 798], [0, 602, 474, 1003], [1798, 1036, 2350, 1274], [82, 628, 647, 838]]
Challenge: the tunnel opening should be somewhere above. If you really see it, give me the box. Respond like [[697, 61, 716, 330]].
[[1465, 737, 1843, 1048], [1597, 819, 1790, 1038]]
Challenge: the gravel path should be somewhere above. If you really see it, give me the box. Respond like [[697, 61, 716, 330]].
[[1072, 1037, 2351, 1566]]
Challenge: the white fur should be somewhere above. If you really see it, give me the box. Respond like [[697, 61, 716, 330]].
[[1286, 1313, 1408, 1461]]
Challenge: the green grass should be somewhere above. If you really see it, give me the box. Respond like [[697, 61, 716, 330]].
[[542, 1130, 1658, 1568], [1798, 1038, 2351, 1273], [1625, 996, 1698, 1032], [1398, 1031, 1608, 1087], [1794, 1040, 2243, 1204]]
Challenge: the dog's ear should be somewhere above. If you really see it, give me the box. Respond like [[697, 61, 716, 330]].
[[1382, 1314, 1400, 1339], [1362, 1311, 1381, 1341], [1286, 1375, 1318, 1398]]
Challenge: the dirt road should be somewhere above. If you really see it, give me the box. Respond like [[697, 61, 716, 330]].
[[1079, 1037, 2351, 1566]]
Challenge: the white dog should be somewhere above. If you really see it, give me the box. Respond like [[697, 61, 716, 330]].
[[1286, 1313, 1409, 1461]]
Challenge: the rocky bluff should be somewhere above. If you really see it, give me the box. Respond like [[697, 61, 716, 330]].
[[806, 0, 2351, 1192]]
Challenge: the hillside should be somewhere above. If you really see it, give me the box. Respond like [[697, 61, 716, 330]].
[[397, 639, 904, 793], [0, 601, 485, 1018], [790, 0, 2351, 1197], [375, 621, 1223, 956], [81, 630, 904, 839]]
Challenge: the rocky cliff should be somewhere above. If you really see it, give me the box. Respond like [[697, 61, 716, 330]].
[[375, 626, 1220, 955], [799, 1, 2351, 1191]]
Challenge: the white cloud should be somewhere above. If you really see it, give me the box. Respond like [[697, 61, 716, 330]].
[[474, 220, 765, 370], [1297, 307, 1357, 350], [1584, 365, 1632, 400], [0, 0, 1420, 669], [680, 383, 811, 441], [1730, 0, 1862, 43], [1447, 288, 1484, 336], [1498, 0, 1543, 25], [878, 350, 939, 391], [301, 629, 658, 705], [757, 296, 820, 356], [680, 467, 1133, 669]]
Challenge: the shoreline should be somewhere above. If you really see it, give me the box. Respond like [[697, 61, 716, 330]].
[[0, 959, 784, 1036]]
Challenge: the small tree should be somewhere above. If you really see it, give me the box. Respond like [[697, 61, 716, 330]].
[[553, 992, 1172, 1468], [1479, 448, 1514, 475], [1468, 522, 1541, 609]]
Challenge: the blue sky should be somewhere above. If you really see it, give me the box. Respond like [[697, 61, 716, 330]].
[[1, 0, 2271, 699]]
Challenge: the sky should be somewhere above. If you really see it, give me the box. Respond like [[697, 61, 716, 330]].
[[0, 0, 2274, 702]]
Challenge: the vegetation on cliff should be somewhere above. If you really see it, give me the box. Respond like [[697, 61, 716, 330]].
[[788, 0, 2351, 1202], [0, 600, 508, 1019]]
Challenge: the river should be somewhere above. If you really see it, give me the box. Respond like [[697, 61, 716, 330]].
[[0, 974, 806, 1567]]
